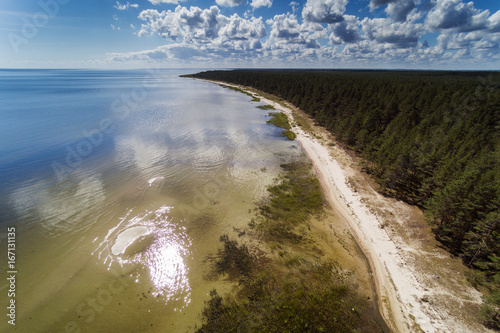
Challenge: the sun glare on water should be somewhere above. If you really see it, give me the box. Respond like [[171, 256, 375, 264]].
[[94, 205, 192, 309]]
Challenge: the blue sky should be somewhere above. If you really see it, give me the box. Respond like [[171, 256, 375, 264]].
[[0, 0, 499, 69]]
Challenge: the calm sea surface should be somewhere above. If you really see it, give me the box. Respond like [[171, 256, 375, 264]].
[[0, 69, 302, 332]]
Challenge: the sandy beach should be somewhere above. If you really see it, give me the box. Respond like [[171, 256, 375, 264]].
[[207, 80, 491, 333]]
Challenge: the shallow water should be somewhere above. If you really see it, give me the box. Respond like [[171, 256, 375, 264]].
[[0, 69, 303, 332]]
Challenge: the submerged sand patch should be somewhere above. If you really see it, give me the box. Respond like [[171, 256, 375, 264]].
[[111, 226, 150, 256]]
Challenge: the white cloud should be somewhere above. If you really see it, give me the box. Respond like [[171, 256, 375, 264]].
[[302, 0, 346, 24], [361, 17, 423, 47], [219, 14, 266, 40], [290, 1, 299, 13], [138, 5, 266, 52], [106, 0, 500, 69], [108, 43, 260, 64], [215, 0, 245, 7], [437, 30, 500, 51], [368, 0, 417, 22], [149, 0, 186, 4], [251, 0, 273, 9], [487, 10, 500, 32], [329, 15, 360, 44], [369, 0, 391, 10], [138, 6, 224, 41], [385, 0, 416, 22], [111, 24, 121, 30], [426, 0, 489, 32], [267, 13, 321, 48], [114, 1, 139, 10]]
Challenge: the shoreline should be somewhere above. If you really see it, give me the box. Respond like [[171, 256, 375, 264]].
[[195, 78, 489, 333]]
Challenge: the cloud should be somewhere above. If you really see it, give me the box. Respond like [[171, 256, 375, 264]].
[[368, 0, 416, 22], [369, 0, 392, 9], [437, 30, 500, 51], [138, 6, 224, 41], [487, 10, 500, 32], [106, 0, 500, 69], [108, 43, 262, 64], [426, 0, 489, 32], [361, 17, 423, 47], [215, 0, 245, 7], [251, 0, 273, 9], [219, 15, 266, 40], [385, 0, 416, 22], [114, 1, 139, 10], [329, 15, 360, 44], [111, 24, 121, 30], [267, 13, 321, 48], [138, 5, 266, 51], [138, 9, 182, 40], [290, 1, 300, 13], [149, 0, 186, 4], [302, 0, 346, 24]]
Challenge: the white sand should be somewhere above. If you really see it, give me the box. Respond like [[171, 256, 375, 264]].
[[206, 80, 489, 333]]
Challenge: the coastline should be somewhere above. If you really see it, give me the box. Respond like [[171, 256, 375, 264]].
[[195, 78, 490, 333]]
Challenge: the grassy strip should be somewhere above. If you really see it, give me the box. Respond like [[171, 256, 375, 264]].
[[266, 112, 289, 129], [253, 161, 323, 241], [258, 104, 275, 110], [226, 86, 261, 102], [266, 112, 297, 141], [227, 85, 253, 96]]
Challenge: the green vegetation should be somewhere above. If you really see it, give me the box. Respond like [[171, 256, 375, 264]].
[[283, 130, 297, 140], [185, 69, 500, 328], [225, 86, 259, 102], [254, 161, 323, 241], [197, 264, 380, 333], [266, 112, 290, 129], [197, 161, 382, 333], [258, 104, 275, 110], [481, 287, 500, 330], [216, 234, 254, 278], [266, 112, 297, 141], [215, 84, 260, 101], [227, 85, 253, 97]]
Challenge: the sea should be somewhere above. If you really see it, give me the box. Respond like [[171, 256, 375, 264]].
[[0, 68, 303, 332]]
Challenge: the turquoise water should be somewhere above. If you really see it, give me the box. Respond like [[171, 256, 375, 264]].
[[0, 69, 302, 332]]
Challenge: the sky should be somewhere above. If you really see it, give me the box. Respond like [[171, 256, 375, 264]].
[[0, 0, 499, 69]]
